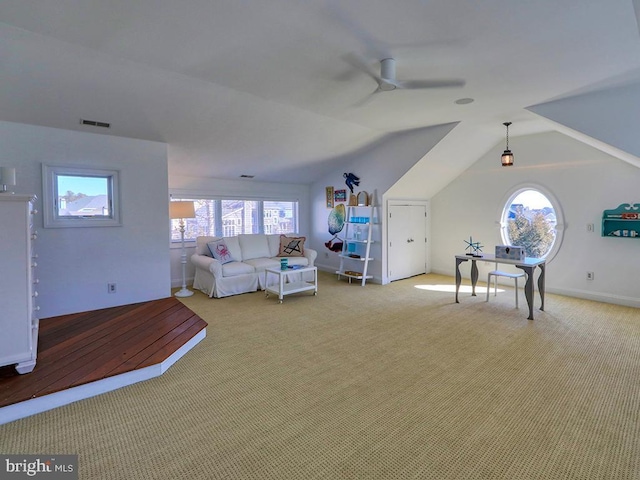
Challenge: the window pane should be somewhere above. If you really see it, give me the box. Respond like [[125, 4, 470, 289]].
[[263, 201, 297, 234], [170, 198, 299, 241], [221, 200, 259, 236], [57, 175, 110, 217], [43, 164, 121, 228], [502, 189, 557, 258], [171, 199, 216, 241]]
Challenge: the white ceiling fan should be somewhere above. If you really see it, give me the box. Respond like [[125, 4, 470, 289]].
[[345, 56, 465, 105]]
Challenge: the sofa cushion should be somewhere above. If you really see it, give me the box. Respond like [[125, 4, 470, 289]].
[[243, 257, 280, 273], [238, 234, 270, 260], [221, 261, 255, 277], [271, 256, 309, 267], [245, 256, 309, 274], [207, 239, 236, 264], [267, 234, 281, 257], [278, 235, 305, 257], [196, 236, 219, 256], [224, 236, 243, 262]]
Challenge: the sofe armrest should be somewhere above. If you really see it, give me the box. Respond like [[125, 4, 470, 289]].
[[304, 248, 317, 266], [191, 254, 222, 277]]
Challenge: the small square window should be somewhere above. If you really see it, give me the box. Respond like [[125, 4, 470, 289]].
[[42, 164, 121, 228]]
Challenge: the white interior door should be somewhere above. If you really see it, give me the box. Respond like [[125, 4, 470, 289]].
[[388, 204, 427, 281]]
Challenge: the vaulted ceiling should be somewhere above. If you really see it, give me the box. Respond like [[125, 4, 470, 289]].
[[1, 0, 640, 186]]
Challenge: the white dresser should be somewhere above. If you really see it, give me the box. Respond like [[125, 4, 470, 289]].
[[0, 194, 39, 374]]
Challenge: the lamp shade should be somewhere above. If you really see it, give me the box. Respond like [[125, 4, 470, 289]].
[[501, 150, 514, 167], [169, 201, 195, 219], [500, 122, 514, 166], [0, 167, 16, 186]]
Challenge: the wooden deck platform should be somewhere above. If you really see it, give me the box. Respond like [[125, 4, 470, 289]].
[[0, 296, 207, 425]]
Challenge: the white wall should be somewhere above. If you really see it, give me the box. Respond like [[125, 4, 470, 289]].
[[0, 121, 170, 318], [168, 174, 311, 287], [529, 83, 640, 162], [310, 124, 456, 281], [431, 130, 640, 307]]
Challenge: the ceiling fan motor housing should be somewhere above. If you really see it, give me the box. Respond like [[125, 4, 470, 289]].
[[379, 58, 397, 90]]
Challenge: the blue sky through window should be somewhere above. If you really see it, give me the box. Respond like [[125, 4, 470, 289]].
[[57, 175, 108, 196], [513, 190, 552, 209]]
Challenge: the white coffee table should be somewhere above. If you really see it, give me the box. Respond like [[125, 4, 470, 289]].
[[264, 266, 318, 303]]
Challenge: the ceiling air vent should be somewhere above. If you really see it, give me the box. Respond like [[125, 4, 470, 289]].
[[239, 174, 255, 179], [80, 118, 111, 129]]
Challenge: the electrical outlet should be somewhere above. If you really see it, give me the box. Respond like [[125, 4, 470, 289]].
[[587, 223, 594, 232], [586, 272, 594, 281], [107, 283, 117, 293]]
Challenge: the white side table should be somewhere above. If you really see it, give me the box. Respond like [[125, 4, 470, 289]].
[[265, 266, 318, 303]]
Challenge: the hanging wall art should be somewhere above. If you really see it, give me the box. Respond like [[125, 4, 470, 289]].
[[343, 172, 360, 193], [334, 189, 347, 203], [325, 203, 345, 252], [326, 186, 334, 208]]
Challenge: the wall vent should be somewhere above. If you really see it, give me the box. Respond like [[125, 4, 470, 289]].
[[239, 174, 255, 178], [80, 118, 111, 129]]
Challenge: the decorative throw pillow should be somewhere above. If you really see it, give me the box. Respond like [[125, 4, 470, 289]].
[[207, 239, 236, 264], [278, 235, 305, 257]]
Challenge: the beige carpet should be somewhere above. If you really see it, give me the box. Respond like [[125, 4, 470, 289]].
[[1, 272, 639, 479]]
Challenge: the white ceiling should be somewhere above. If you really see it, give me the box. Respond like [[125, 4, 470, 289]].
[[1, 0, 640, 184]]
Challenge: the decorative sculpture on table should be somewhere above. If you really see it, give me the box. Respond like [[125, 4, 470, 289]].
[[325, 203, 345, 252], [464, 236, 484, 257]]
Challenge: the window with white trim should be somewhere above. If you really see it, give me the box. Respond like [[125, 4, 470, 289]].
[[42, 164, 121, 228], [170, 197, 298, 242], [500, 186, 564, 260]]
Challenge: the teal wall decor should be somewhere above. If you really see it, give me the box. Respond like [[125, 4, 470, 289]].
[[602, 203, 640, 238]]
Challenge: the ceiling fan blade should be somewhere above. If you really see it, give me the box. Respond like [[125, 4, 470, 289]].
[[326, 2, 391, 60], [397, 79, 466, 89], [352, 87, 381, 107], [341, 53, 381, 84]]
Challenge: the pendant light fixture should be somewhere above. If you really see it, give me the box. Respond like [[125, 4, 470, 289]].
[[501, 122, 514, 167]]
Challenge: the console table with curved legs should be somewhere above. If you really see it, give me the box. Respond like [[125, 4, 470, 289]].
[[455, 254, 546, 320]]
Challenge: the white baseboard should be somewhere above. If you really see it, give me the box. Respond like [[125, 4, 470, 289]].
[[545, 287, 640, 309], [315, 262, 381, 285], [0, 329, 206, 425], [171, 276, 195, 289], [315, 262, 336, 274], [431, 268, 640, 309]]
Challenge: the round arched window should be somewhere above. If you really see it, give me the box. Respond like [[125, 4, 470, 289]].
[[500, 186, 564, 261]]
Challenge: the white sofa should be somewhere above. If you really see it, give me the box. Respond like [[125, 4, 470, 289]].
[[191, 234, 317, 298]]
